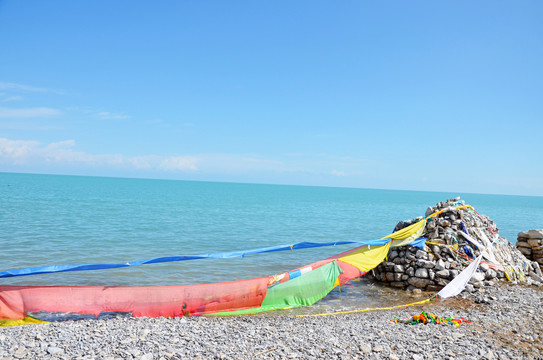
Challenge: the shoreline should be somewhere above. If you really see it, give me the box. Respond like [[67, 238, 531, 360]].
[[1, 283, 541, 359]]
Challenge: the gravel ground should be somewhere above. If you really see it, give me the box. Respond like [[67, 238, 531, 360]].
[[0, 283, 541, 360]]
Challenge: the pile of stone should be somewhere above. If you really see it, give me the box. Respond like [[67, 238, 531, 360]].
[[516, 230, 543, 271], [372, 197, 541, 292]]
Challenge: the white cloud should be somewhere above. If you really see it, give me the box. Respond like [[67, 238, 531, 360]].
[[0, 82, 63, 94], [0, 138, 41, 163], [196, 154, 285, 172], [127, 156, 154, 170], [96, 111, 131, 120], [0, 83, 129, 123], [0, 138, 295, 175], [0, 137, 376, 186], [0, 121, 64, 131], [65, 107, 132, 121], [2, 95, 24, 102], [0, 107, 61, 118], [160, 156, 199, 171], [0, 137, 199, 172]]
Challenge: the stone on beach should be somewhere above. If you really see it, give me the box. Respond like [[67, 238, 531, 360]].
[[373, 198, 540, 292], [0, 284, 541, 360], [516, 229, 543, 273]]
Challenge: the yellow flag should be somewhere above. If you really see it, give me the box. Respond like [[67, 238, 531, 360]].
[[339, 242, 391, 273]]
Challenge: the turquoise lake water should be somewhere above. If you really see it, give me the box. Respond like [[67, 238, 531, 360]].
[[1, 172, 542, 310]]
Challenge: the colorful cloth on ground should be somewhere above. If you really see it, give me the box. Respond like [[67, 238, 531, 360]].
[[211, 261, 342, 316], [0, 277, 270, 320], [391, 311, 470, 326], [0, 316, 47, 327]]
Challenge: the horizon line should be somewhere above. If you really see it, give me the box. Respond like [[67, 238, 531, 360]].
[[2, 170, 541, 198]]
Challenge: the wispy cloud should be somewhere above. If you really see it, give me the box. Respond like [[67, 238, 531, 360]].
[[95, 111, 131, 120], [0, 121, 64, 131], [0, 107, 62, 118], [0, 83, 131, 123], [67, 107, 132, 121], [2, 95, 24, 102], [196, 154, 285, 172], [0, 138, 41, 163], [0, 138, 292, 175], [0, 137, 375, 186], [0, 138, 199, 171], [0, 82, 63, 94], [160, 156, 199, 171]]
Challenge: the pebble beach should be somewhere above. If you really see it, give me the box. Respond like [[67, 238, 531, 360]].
[[1, 283, 541, 360]]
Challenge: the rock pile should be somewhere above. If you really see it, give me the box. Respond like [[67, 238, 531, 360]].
[[372, 197, 541, 292], [516, 230, 543, 272]]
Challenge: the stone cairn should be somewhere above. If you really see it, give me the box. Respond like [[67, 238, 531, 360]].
[[371, 197, 542, 293], [516, 230, 543, 272]]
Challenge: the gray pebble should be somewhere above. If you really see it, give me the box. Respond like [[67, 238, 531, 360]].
[[47, 346, 63, 355]]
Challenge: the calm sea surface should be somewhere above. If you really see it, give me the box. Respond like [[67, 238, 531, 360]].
[[2, 173, 542, 310]]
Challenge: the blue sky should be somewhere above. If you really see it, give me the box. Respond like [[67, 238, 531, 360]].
[[0, 1, 542, 195]]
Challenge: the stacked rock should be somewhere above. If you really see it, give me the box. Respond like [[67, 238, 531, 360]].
[[516, 230, 543, 272], [373, 245, 464, 291], [372, 198, 540, 292]]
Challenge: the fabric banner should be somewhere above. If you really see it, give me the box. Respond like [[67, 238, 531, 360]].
[[338, 242, 392, 273], [384, 220, 426, 242], [210, 261, 342, 316], [0, 276, 270, 320], [390, 221, 427, 247], [0, 239, 392, 279], [437, 255, 482, 299]]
